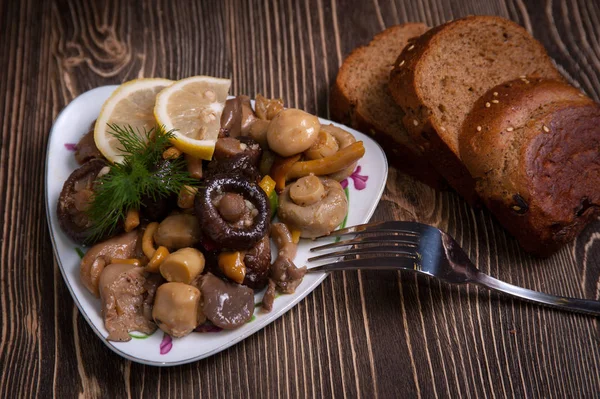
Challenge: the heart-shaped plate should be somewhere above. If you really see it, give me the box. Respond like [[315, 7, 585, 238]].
[[45, 85, 388, 366]]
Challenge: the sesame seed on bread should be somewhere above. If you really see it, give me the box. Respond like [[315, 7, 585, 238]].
[[388, 15, 564, 202], [329, 23, 444, 187], [460, 78, 599, 255]]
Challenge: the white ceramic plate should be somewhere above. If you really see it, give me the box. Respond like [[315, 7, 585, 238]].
[[45, 85, 388, 366]]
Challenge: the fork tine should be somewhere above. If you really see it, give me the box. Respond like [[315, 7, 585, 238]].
[[308, 246, 418, 262], [308, 256, 419, 273], [310, 235, 419, 252], [315, 221, 424, 238]]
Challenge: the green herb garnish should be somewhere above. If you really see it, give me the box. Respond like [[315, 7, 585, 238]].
[[75, 247, 85, 259], [86, 124, 197, 243]]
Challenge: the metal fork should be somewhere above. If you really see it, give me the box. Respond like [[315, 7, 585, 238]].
[[308, 221, 600, 317]]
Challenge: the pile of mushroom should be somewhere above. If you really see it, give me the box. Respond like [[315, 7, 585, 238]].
[[218, 94, 361, 238], [68, 93, 365, 342]]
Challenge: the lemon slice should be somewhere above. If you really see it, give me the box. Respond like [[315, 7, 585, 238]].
[[154, 76, 231, 160], [94, 78, 173, 164]]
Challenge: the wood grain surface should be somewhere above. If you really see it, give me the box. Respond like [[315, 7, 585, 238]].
[[1, 0, 599, 397]]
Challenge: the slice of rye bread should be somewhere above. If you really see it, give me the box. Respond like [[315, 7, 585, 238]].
[[460, 78, 599, 255], [329, 23, 444, 188], [388, 15, 564, 203]]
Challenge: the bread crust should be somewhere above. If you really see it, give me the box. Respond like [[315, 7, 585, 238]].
[[330, 24, 444, 188], [389, 15, 564, 203], [460, 79, 599, 255], [460, 78, 590, 179]]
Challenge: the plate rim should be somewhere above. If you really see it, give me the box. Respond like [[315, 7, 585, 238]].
[[45, 85, 389, 366]]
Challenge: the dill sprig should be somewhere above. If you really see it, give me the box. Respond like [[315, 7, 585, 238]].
[[86, 124, 198, 243]]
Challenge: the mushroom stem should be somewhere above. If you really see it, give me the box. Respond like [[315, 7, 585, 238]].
[[160, 247, 205, 283]]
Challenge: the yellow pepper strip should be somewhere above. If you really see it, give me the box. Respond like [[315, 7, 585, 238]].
[[287, 141, 365, 180], [259, 175, 276, 197], [111, 258, 141, 267], [218, 251, 246, 284], [145, 246, 170, 273], [270, 154, 301, 193], [142, 222, 160, 259], [290, 228, 301, 244]]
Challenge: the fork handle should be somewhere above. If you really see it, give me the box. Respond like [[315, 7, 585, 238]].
[[472, 271, 600, 317]]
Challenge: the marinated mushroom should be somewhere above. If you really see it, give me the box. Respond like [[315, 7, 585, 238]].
[[278, 177, 348, 238], [255, 94, 284, 120], [248, 119, 270, 148], [262, 222, 305, 309], [219, 95, 260, 137], [195, 175, 270, 250], [57, 159, 108, 244], [185, 154, 203, 179], [304, 129, 340, 160], [140, 194, 174, 222], [220, 97, 242, 137], [270, 256, 307, 294], [200, 273, 254, 329], [74, 128, 104, 165], [80, 230, 139, 297], [242, 234, 271, 289], [214, 137, 245, 160], [217, 192, 247, 223], [99, 263, 161, 341], [204, 152, 261, 183], [159, 247, 205, 284], [321, 124, 358, 181], [267, 109, 320, 157], [271, 223, 297, 260], [153, 214, 201, 250], [262, 279, 277, 312], [240, 95, 259, 134], [152, 282, 205, 338], [289, 175, 325, 206], [213, 136, 262, 165]]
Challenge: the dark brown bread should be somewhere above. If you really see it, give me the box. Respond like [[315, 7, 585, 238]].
[[330, 24, 444, 187], [460, 78, 599, 255], [389, 15, 564, 203]]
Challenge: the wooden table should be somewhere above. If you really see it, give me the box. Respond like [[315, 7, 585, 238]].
[[1, 0, 599, 397]]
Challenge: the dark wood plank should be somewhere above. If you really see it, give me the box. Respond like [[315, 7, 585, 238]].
[[0, 0, 599, 397]]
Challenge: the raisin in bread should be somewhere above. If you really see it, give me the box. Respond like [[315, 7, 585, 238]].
[[460, 78, 600, 255]]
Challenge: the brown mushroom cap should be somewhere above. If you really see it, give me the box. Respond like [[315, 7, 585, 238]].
[[277, 177, 348, 238], [57, 159, 109, 244], [200, 273, 254, 329]]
